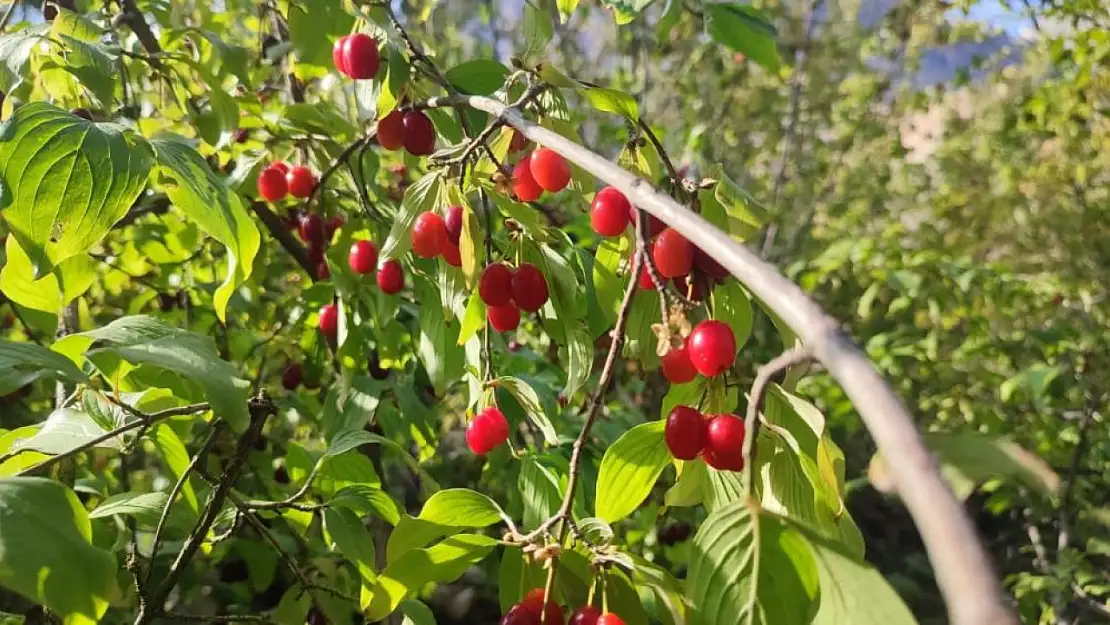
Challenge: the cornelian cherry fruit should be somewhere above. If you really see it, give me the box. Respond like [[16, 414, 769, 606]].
[[298, 213, 324, 245], [411, 212, 449, 258], [638, 257, 656, 290], [500, 604, 540, 625], [629, 207, 665, 238], [509, 129, 527, 152], [377, 110, 405, 151], [652, 228, 693, 278], [340, 33, 379, 79], [281, 363, 302, 390], [529, 147, 571, 192], [286, 166, 316, 199], [665, 405, 707, 460], [332, 37, 349, 75], [377, 259, 404, 294], [318, 303, 338, 339], [687, 320, 737, 376], [569, 606, 601, 625], [522, 589, 563, 625], [348, 240, 378, 275], [661, 342, 698, 384], [511, 263, 549, 312], [597, 614, 626, 625], [258, 165, 288, 202], [316, 261, 330, 280], [402, 111, 436, 156], [479, 263, 515, 307], [694, 246, 729, 282], [445, 205, 464, 245], [487, 303, 521, 332], [590, 187, 631, 237], [513, 156, 543, 202], [704, 414, 745, 472], [466, 407, 510, 455], [442, 242, 461, 267]]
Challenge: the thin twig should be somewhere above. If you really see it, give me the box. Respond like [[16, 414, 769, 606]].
[[249, 200, 316, 279], [0, 0, 19, 33], [244, 462, 321, 510], [742, 347, 813, 495], [161, 613, 275, 624]]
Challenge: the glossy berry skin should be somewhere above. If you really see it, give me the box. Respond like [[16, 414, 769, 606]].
[[286, 166, 317, 199], [442, 242, 461, 267], [376, 110, 405, 151], [673, 274, 706, 302], [638, 259, 656, 291], [665, 406, 707, 460], [687, 320, 737, 377], [298, 213, 324, 246], [522, 589, 563, 625], [444, 205, 464, 245], [652, 228, 693, 278], [306, 243, 325, 265], [377, 259, 404, 294], [487, 303, 521, 332], [694, 246, 729, 282], [269, 161, 291, 175], [318, 303, 338, 339], [402, 111, 436, 156], [629, 207, 665, 238], [341, 33, 379, 79], [466, 407, 510, 455], [332, 36, 349, 75], [590, 187, 631, 236], [596, 614, 626, 625], [411, 212, 449, 259], [316, 261, 330, 280], [479, 263, 515, 307], [500, 604, 541, 625], [704, 414, 746, 472], [529, 148, 571, 192], [281, 363, 302, 390], [569, 607, 601, 625], [661, 342, 698, 384], [257, 165, 288, 202], [511, 263, 549, 312], [513, 156, 544, 202], [348, 240, 378, 275]]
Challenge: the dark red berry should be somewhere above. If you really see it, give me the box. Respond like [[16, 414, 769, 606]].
[[704, 414, 745, 472], [673, 274, 706, 302], [466, 407, 510, 455], [348, 240, 378, 274], [596, 614, 626, 625], [233, 128, 249, 143], [442, 242, 461, 267], [306, 243, 325, 265], [341, 33, 380, 79], [487, 304, 521, 332], [377, 259, 404, 294], [368, 351, 390, 380], [522, 589, 563, 625], [316, 260, 330, 280], [569, 607, 601, 625], [479, 263, 515, 306], [258, 165, 288, 202], [507, 339, 522, 352], [325, 216, 345, 240], [318, 303, 338, 339], [500, 604, 541, 625], [377, 110, 405, 151], [529, 148, 571, 192], [513, 156, 543, 202], [281, 363, 302, 390], [661, 342, 698, 384], [269, 161, 290, 175], [411, 212, 449, 258], [402, 111, 436, 156], [71, 107, 93, 120], [629, 208, 665, 238], [332, 36, 349, 75], [298, 213, 324, 246], [286, 166, 317, 199], [511, 263, 549, 312], [652, 228, 693, 278], [590, 187, 631, 237], [638, 260, 656, 290], [694, 246, 729, 282], [444, 205, 464, 245], [665, 405, 707, 460], [687, 320, 736, 377], [509, 129, 527, 152]]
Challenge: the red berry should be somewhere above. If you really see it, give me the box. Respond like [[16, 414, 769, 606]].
[[377, 110, 405, 151], [281, 363, 302, 390], [529, 147, 571, 192], [487, 304, 521, 332], [466, 407, 510, 455], [673, 274, 706, 302], [444, 205, 464, 245], [569, 607, 601, 625], [402, 111, 436, 156], [513, 156, 544, 202], [479, 263, 515, 307], [511, 263, 549, 312], [590, 187, 631, 237], [341, 33, 380, 79], [269, 161, 290, 175], [694, 246, 728, 282], [652, 228, 693, 278], [629, 207, 665, 238], [298, 213, 324, 246], [596, 615, 626, 625], [687, 320, 737, 377], [325, 216, 345, 240], [258, 165, 288, 202], [509, 129, 527, 152], [316, 261, 330, 280], [306, 243, 325, 265], [377, 259, 404, 294], [500, 604, 541, 625], [442, 242, 462, 267], [704, 414, 745, 472], [348, 240, 378, 275], [522, 589, 563, 625], [411, 212, 449, 259], [318, 303, 338, 339], [661, 342, 698, 384], [332, 36, 349, 75], [665, 406, 707, 460], [286, 166, 317, 199]]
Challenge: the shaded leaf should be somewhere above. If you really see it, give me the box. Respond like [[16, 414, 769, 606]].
[[595, 421, 670, 523]]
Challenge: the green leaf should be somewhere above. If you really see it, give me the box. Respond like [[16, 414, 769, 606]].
[[712, 282, 753, 351], [927, 433, 1059, 498], [88, 491, 191, 530], [51, 14, 117, 107], [599, 0, 655, 24], [329, 485, 402, 526], [0, 238, 94, 331], [400, 600, 437, 625], [580, 86, 640, 119], [687, 501, 818, 625], [323, 507, 378, 592], [367, 534, 498, 620], [665, 460, 706, 508], [498, 546, 547, 611], [557, 0, 581, 21], [655, 0, 682, 39], [703, 4, 781, 71], [149, 137, 261, 322], [282, 103, 358, 141], [0, 477, 118, 624], [0, 339, 87, 397], [0, 25, 48, 92], [630, 553, 687, 625], [12, 407, 125, 455], [445, 60, 509, 95], [704, 466, 744, 512], [457, 292, 486, 346], [595, 421, 670, 523], [519, 454, 561, 529], [417, 489, 507, 528], [325, 429, 436, 493], [0, 102, 154, 278], [497, 377, 557, 445], [382, 171, 443, 260], [376, 46, 412, 119], [150, 424, 199, 513], [591, 235, 631, 328], [520, 1, 554, 60], [575, 517, 614, 544]]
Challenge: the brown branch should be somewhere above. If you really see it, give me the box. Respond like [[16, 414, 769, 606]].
[[162, 613, 275, 624], [742, 347, 814, 495], [117, 0, 163, 66], [249, 201, 316, 279]]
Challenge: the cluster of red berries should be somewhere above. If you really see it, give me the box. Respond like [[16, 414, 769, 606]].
[[659, 320, 737, 384], [347, 239, 406, 295], [512, 147, 571, 201], [479, 262, 550, 332], [258, 161, 318, 203], [665, 406, 746, 471], [465, 406, 510, 455], [410, 206, 463, 266], [376, 109, 436, 156], [290, 211, 343, 280], [500, 589, 623, 625], [332, 33, 380, 80]]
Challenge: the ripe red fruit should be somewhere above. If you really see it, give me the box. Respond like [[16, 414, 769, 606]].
[[377, 110, 405, 151], [509, 130, 527, 152], [513, 156, 544, 202], [444, 205, 464, 245], [325, 216, 345, 240], [487, 304, 521, 332], [341, 33, 380, 79], [590, 187, 631, 237], [522, 589, 563, 625], [315, 260, 330, 280], [661, 342, 698, 384], [687, 320, 737, 376], [281, 363, 302, 390], [694, 246, 729, 282], [258, 165, 288, 202], [479, 263, 515, 307], [596, 614, 626, 625], [500, 604, 541, 625], [652, 228, 693, 278], [466, 407, 510, 455], [704, 414, 745, 472], [286, 166, 317, 199], [377, 259, 404, 294], [665, 406, 707, 460], [511, 263, 549, 312], [569, 606, 601, 625], [402, 111, 436, 156], [269, 161, 291, 175], [673, 274, 706, 302], [348, 240, 378, 275], [306, 243, 325, 265], [318, 303, 338, 339], [411, 212, 449, 258], [332, 36, 349, 75], [529, 147, 571, 192], [298, 213, 324, 245], [442, 242, 462, 267], [629, 207, 665, 238]]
